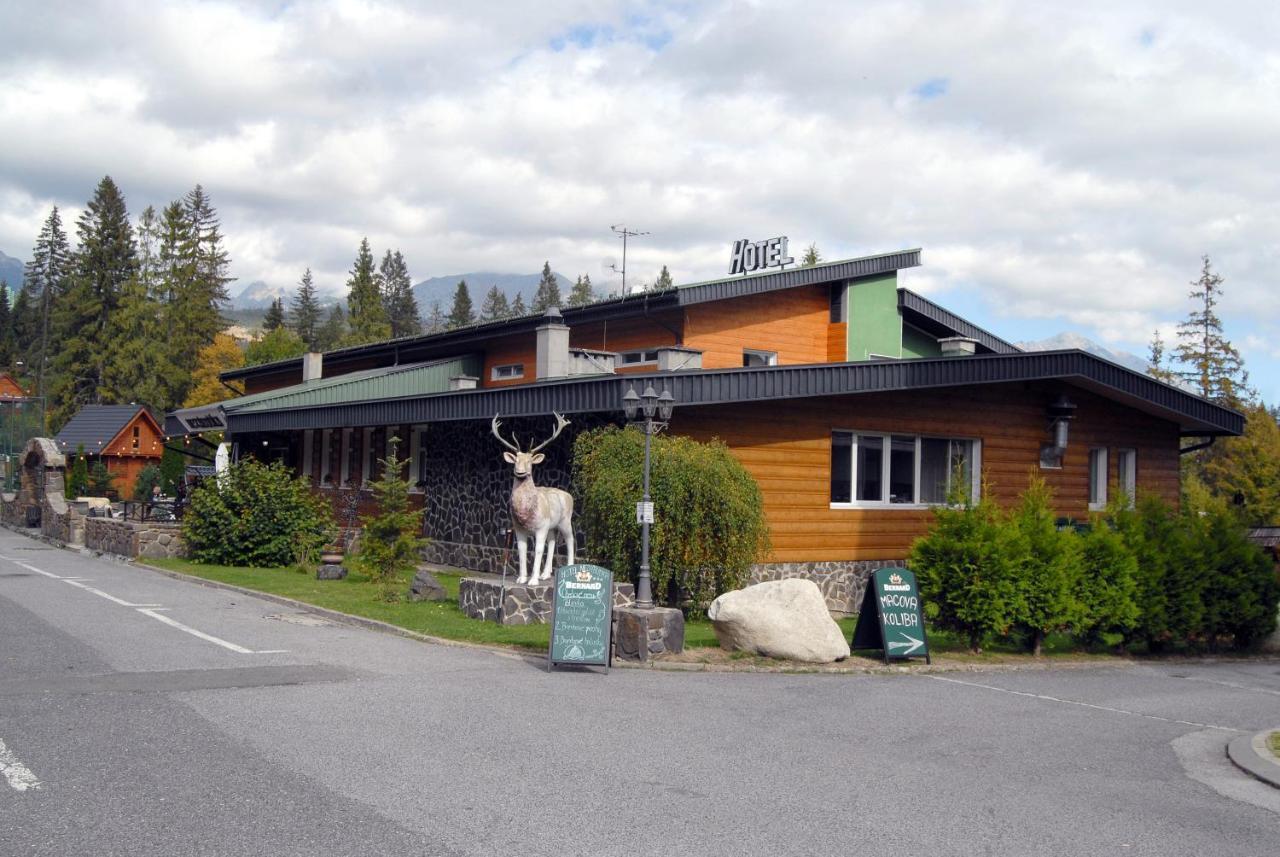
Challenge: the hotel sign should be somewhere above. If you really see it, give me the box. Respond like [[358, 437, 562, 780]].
[[729, 236, 794, 276]]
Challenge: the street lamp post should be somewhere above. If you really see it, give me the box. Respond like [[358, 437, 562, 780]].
[[623, 383, 674, 610]]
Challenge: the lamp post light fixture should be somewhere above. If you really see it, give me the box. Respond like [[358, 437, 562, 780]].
[[622, 382, 675, 610]]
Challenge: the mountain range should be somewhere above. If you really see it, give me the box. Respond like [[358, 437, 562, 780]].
[[1016, 332, 1148, 374], [230, 270, 575, 312], [0, 250, 24, 289]]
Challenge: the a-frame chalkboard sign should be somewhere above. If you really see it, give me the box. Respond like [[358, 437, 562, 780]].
[[547, 563, 614, 672], [851, 567, 931, 665]]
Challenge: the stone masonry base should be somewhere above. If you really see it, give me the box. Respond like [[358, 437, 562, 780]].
[[749, 559, 904, 616], [458, 575, 636, 625], [613, 606, 685, 662]]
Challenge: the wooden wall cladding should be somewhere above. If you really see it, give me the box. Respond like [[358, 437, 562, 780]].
[[683, 284, 831, 368], [481, 332, 537, 388], [671, 381, 1181, 563]]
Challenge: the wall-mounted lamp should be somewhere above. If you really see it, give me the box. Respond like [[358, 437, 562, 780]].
[[1040, 394, 1076, 469]]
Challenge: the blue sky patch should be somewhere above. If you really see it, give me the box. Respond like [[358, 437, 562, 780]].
[[913, 77, 950, 100]]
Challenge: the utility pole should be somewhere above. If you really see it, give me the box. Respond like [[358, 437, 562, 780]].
[[609, 225, 649, 296]]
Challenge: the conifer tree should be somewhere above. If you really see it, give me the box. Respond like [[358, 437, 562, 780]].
[[315, 304, 348, 351], [654, 266, 673, 290], [49, 176, 137, 429], [531, 261, 561, 313], [263, 297, 285, 331], [246, 326, 306, 366], [479, 285, 510, 322], [290, 268, 322, 348], [1146, 330, 1177, 384], [510, 292, 527, 317], [379, 249, 420, 338], [11, 286, 36, 375], [102, 208, 166, 409], [345, 238, 390, 344], [567, 274, 595, 307], [801, 243, 822, 267], [0, 282, 13, 368], [423, 300, 446, 334], [23, 206, 70, 397], [447, 280, 475, 329], [1174, 256, 1250, 406]]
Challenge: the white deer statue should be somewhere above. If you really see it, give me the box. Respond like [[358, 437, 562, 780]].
[[491, 412, 576, 584]]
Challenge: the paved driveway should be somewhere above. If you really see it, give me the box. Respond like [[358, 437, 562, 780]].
[[1, 530, 1277, 856]]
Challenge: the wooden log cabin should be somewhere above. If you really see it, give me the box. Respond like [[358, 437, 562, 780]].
[[55, 405, 165, 499], [166, 249, 1242, 610]]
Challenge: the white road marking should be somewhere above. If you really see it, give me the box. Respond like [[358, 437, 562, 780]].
[[0, 738, 42, 793], [922, 673, 1246, 733], [1169, 673, 1280, 697], [2, 555, 287, 655]]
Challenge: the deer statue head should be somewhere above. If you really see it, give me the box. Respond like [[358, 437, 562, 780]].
[[491, 412, 570, 480]]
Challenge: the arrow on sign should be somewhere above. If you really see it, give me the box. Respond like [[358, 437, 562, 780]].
[[887, 635, 924, 655]]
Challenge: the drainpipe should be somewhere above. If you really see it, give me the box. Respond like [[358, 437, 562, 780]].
[[1180, 436, 1217, 455]]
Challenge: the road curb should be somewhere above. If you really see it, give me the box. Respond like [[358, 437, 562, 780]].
[[1226, 730, 1280, 789]]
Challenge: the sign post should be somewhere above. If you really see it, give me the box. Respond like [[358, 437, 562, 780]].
[[548, 563, 614, 672], [850, 567, 931, 664]]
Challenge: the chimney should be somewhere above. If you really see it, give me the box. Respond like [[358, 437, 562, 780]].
[[938, 337, 978, 357], [302, 352, 324, 381], [535, 306, 570, 380], [656, 346, 703, 372], [449, 375, 478, 391]]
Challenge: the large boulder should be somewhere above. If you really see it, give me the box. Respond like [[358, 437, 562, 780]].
[[408, 568, 449, 602], [708, 579, 851, 663]]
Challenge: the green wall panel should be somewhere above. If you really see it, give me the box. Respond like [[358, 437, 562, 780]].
[[901, 323, 941, 358], [846, 272, 901, 361]]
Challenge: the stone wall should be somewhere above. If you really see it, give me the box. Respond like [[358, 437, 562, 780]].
[[749, 559, 904, 616], [84, 517, 186, 560], [459, 575, 635, 625]]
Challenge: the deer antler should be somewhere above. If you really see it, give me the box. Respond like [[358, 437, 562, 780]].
[[490, 414, 521, 453], [529, 412, 571, 454]]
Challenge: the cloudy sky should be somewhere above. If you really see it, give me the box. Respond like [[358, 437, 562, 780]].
[[1, 1, 1277, 399]]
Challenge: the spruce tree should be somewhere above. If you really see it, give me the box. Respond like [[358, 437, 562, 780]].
[[654, 266, 673, 290], [479, 285, 510, 322], [567, 274, 595, 307], [315, 304, 348, 351], [49, 176, 137, 429], [263, 297, 285, 331], [1174, 256, 1250, 406], [801, 243, 822, 267], [423, 300, 446, 334], [447, 280, 475, 329], [102, 264, 166, 409], [379, 249, 420, 338], [345, 238, 390, 344], [531, 261, 561, 313], [11, 286, 36, 375], [290, 268, 322, 348], [1146, 330, 1177, 384], [23, 206, 70, 397], [509, 292, 527, 317], [0, 282, 13, 368]]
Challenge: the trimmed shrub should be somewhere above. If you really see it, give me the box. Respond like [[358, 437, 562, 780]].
[[1191, 499, 1279, 649], [1109, 497, 1202, 650], [909, 490, 1026, 653], [352, 441, 426, 600], [1074, 518, 1140, 644], [183, 458, 334, 567], [133, 463, 163, 502], [573, 426, 770, 610], [1010, 476, 1086, 655], [66, 445, 89, 499]]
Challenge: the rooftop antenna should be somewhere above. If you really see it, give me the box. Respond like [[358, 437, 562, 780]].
[[609, 224, 649, 296]]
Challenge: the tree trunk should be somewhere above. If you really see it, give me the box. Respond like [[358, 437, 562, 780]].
[[1031, 630, 1044, 657]]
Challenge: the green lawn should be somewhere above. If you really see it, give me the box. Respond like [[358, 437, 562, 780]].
[[143, 558, 1088, 661], [1269, 732, 1280, 760]]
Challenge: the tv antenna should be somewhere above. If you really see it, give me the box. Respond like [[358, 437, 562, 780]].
[[609, 224, 649, 296]]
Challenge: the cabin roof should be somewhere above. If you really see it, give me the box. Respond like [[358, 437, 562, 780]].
[[55, 405, 157, 454]]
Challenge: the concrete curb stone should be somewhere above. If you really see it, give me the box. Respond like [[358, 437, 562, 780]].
[[1226, 730, 1280, 789]]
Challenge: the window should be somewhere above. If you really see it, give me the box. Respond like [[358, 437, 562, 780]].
[[491, 363, 523, 381], [363, 428, 377, 484], [620, 349, 659, 366], [131, 426, 140, 449], [1088, 447, 1108, 511], [743, 349, 778, 367], [831, 431, 980, 507], [412, 426, 429, 491], [1117, 448, 1136, 508], [302, 429, 314, 483], [340, 428, 354, 486], [320, 430, 332, 485]]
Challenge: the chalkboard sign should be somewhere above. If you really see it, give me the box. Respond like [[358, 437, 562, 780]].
[[851, 567, 931, 664], [548, 564, 614, 671]]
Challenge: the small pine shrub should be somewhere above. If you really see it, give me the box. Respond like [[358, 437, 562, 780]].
[[1190, 498, 1279, 649], [183, 458, 334, 567], [352, 441, 426, 601], [87, 461, 115, 498], [66, 445, 89, 499], [1074, 517, 1140, 644], [1010, 476, 1086, 655], [133, 463, 163, 502]]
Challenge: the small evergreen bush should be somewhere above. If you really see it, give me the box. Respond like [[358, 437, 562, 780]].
[[87, 461, 116, 498], [1188, 496, 1279, 649], [133, 463, 163, 502], [1074, 515, 1140, 644], [573, 427, 770, 610], [1010, 477, 1085, 655], [183, 458, 334, 567], [1109, 497, 1203, 650], [352, 441, 426, 601], [66, 445, 89, 499]]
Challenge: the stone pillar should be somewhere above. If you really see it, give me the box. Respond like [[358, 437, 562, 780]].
[[613, 606, 685, 662]]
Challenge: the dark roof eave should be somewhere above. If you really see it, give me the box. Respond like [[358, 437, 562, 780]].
[[897, 289, 1020, 354], [219, 349, 1242, 437]]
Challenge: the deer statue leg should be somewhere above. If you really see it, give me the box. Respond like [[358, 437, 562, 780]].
[[515, 532, 529, 584], [562, 522, 575, 567], [531, 528, 547, 586], [541, 533, 556, 581]]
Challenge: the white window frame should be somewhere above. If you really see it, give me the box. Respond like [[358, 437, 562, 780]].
[[619, 349, 659, 366], [491, 363, 524, 381], [301, 429, 314, 483], [320, 430, 332, 486], [340, 428, 353, 487], [743, 349, 778, 367], [831, 431, 981, 509], [1116, 448, 1136, 508], [1088, 447, 1108, 511], [416, 425, 429, 491]]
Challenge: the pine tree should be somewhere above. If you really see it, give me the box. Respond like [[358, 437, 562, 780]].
[[379, 249, 420, 338], [102, 209, 167, 410], [654, 266, 673, 290], [447, 280, 475, 329], [23, 206, 70, 397], [510, 292, 527, 317], [801, 243, 822, 267], [49, 176, 137, 429], [1174, 256, 1250, 406], [567, 274, 595, 307], [479, 285, 510, 322], [1146, 330, 1177, 384], [11, 286, 36, 376], [0, 282, 13, 368], [290, 268, 322, 348], [423, 301, 446, 334], [315, 304, 348, 351], [263, 297, 285, 331], [345, 238, 390, 344], [531, 261, 561, 313]]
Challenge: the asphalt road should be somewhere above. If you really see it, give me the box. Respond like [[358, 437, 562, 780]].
[[1, 528, 1278, 857]]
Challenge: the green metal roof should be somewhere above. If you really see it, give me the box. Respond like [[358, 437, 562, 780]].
[[224, 355, 483, 415]]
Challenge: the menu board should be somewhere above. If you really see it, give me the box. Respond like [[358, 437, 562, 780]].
[[548, 563, 614, 670]]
